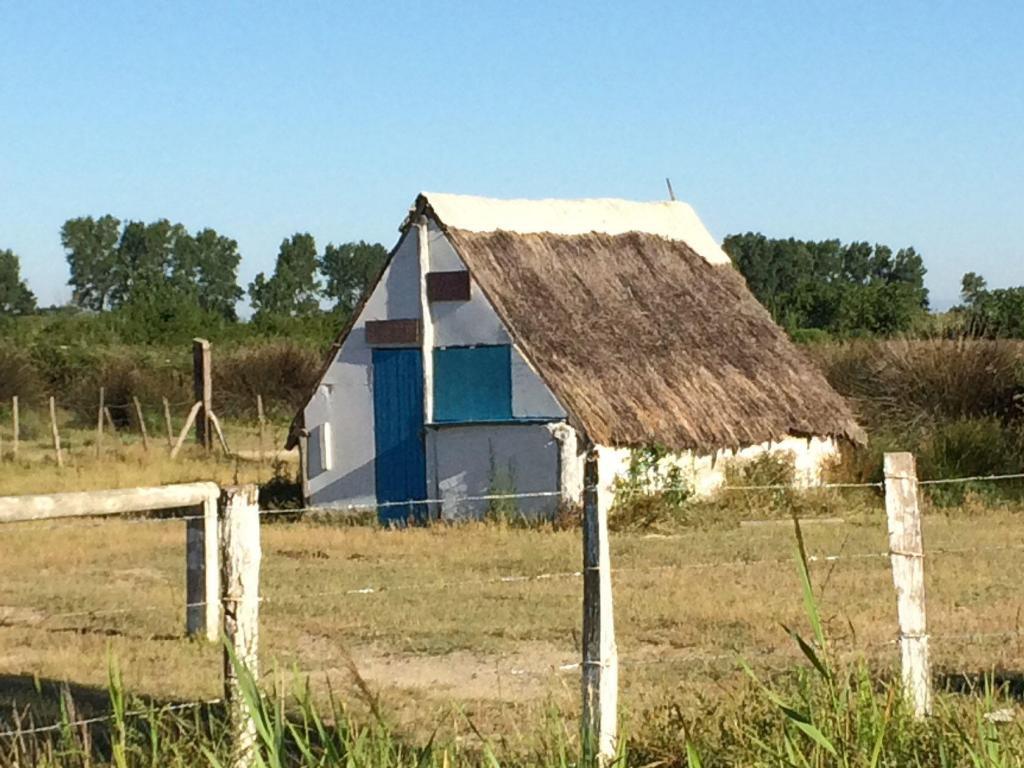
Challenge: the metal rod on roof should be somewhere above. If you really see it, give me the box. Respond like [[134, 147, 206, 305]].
[[665, 177, 677, 201]]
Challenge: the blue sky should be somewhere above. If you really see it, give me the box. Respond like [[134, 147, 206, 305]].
[[2, 1, 1021, 310]]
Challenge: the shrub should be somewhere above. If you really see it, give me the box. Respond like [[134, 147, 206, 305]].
[[0, 344, 42, 405], [214, 342, 323, 419], [809, 338, 1024, 431], [610, 445, 692, 530]]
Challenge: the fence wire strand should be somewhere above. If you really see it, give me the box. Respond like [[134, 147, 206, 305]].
[[0, 698, 220, 740]]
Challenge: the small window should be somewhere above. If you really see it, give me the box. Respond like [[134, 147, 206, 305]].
[[433, 345, 512, 422]]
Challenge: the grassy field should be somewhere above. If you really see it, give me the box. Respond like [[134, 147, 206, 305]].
[[2, 496, 1023, 762]]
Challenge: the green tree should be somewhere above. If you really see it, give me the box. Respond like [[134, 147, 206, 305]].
[[61, 215, 121, 310], [320, 240, 387, 314], [249, 233, 321, 319], [0, 249, 37, 315], [960, 272, 987, 306], [170, 228, 244, 320], [110, 219, 184, 307], [723, 233, 929, 337]]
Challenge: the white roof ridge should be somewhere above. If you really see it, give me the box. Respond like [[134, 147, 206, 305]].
[[420, 191, 730, 265]]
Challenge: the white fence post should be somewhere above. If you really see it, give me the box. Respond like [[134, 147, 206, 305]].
[[581, 446, 618, 764], [186, 491, 221, 641], [884, 452, 932, 718], [220, 484, 261, 768]]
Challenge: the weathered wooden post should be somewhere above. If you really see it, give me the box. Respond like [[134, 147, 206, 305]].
[[48, 396, 63, 468], [186, 491, 221, 641], [193, 338, 213, 451], [884, 452, 931, 718], [162, 397, 174, 449], [581, 446, 618, 764], [220, 484, 261, 767], [11, 396, 18, 459], [133, 397, 150, 451], [96, 387, 105, 457]]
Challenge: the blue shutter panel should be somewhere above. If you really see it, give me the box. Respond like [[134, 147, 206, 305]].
[[433, 345, 513, 422]]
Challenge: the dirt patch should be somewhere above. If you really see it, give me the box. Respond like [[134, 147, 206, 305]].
[[299, 640, 576, 702]]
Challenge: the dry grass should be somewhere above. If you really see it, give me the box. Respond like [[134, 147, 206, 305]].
[[0, 415, 294, 496], [1, 501, 1022, 748]]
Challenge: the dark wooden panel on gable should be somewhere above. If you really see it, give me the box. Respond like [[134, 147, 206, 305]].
[[426, 271, 471, 302], [365, 319, 422, 347]]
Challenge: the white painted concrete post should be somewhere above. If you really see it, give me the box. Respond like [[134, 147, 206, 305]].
[[186, 492, 221, 641], [220, 484, 261, 767], [581, 446, 618, 764], [884, 452, 932, 718]]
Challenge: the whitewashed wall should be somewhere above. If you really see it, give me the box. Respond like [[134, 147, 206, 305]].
[[589, 436, 842, 514], [305, 228, 422, 507], [430, 424, 561, 520]]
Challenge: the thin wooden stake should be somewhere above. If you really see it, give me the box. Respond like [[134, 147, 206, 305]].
[[49, 396, 63, 468], [186, 492, 221, 641], [11, 396, 18, 459], [581, 446, 618, 764], [256, 395, 266, 467], [193, 338, 212, 451], [209, 412, 231, 456], [171, 402, 203, 460], [104, 406, 118, 440], [96, 387, 105, 458], [132, 397, 149, 451], [163, 397, 174, 449], [884, 452, 932, 718], [220, 484, 261, 768]]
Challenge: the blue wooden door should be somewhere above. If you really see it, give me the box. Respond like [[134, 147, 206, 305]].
[[372, 348, 428, 525]]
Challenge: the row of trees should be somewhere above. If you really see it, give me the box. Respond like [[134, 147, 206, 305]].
[[723, 233, 930, 336], [59, 216, 387, 323], [3, 220, 1021, 341], [959, 273, 1024, 338]]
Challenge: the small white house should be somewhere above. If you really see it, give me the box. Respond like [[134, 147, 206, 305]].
[[287, 193, 862, 523]]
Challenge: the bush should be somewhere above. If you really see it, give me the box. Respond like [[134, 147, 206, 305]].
[[214, 342, 323, 420], [610, 445, 692, 530], [0, 344, 42, 405], [809, 338, 1024, 430]]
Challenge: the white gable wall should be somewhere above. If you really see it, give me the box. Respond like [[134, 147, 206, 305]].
[[304, 228, 422, 507], [304, 221, 567, 514], [426, 220, 565, 419]]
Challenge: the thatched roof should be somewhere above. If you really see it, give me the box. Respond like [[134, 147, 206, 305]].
[[437, 224, 863, 452], [287, 193, 863, 452]]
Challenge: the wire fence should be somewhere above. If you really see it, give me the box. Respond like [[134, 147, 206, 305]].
[[1, 468, 1023, 742]]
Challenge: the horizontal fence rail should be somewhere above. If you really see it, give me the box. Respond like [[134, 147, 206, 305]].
[[0, 482, 220, 524]]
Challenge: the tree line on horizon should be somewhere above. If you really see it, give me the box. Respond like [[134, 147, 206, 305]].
[[1, 217, 1022, 342]]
